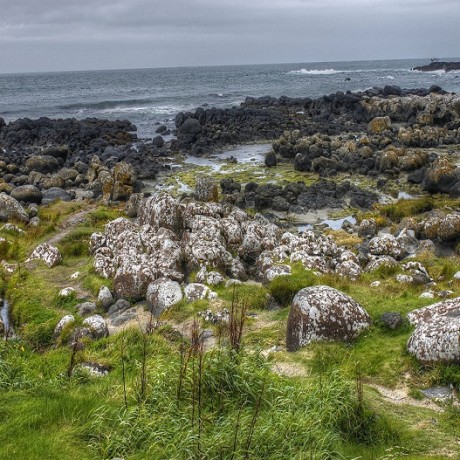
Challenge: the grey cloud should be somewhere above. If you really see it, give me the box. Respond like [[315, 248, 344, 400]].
[[0, 0, 459, 72]]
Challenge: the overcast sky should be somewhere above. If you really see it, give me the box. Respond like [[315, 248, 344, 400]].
[[0, 0, 459, 73]]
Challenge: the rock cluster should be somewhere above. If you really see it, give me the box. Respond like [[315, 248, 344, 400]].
[[221, 178, 378, 212], [90, 193, 367, 304]]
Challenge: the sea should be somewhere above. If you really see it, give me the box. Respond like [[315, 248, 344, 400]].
[[1, 58, 460, 139]]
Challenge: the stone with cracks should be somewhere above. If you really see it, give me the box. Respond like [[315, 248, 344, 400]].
[[286, 285, 371, 351]]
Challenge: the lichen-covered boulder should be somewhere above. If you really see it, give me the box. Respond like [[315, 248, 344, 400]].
[[358, 218, 378, 238], [195, 175, 218, 202], [0, 193, 29, 223], [26, 243, 62, 268], [365, 255, 398, 272], [286, 285, 371, 351], [438, 213, 460, 241], [184, 283, 210, 302], [407, 297, 460, 363], [368, 234, 404, 260], [82, 314, 109, 339], [367, 116, 391, 134], [146, 278, 183, 316], [54, 314, 75, 337], [335, 260, 362, 280], [137, 192, 183, 231]]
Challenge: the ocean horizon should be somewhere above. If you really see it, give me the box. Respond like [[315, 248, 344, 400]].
[[1, 57, 460, 138]]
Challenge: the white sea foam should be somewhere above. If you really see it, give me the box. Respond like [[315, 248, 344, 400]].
[[385, 75, 395, 80], [288, 68, 342, 75]]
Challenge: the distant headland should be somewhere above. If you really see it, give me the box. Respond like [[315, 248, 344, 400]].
[[412, 60, 460, 72]]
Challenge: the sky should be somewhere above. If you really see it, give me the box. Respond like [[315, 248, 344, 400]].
[[0, 0, 459, 73]]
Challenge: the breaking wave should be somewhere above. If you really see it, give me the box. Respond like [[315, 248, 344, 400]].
[[288, 68, 342, 75]]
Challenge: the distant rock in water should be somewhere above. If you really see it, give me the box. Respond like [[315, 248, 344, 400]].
[[412, 61, 460, 72]]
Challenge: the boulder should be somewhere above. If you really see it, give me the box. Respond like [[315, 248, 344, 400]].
[[265, 151, 278, 167], [26, 243, 62, 268], [286, 285, 371, 351], [98, 286, 114, 310], [107, 298, 131, 316], [195, 175, 218, 202], [380, 312, 404, 330], [82, 314, 109, 339], [368, 234, 404, 260], [25, 155, 60, 174], [146, 278, 183, 316], [0, 193, 29, 223], [54, 314, 75, 337], [42, 187, 74, 205], [10, 185, 43, 204], [76, 302, 97, 316], [407, 297, 460, 363], [179, 118, 202, 135], [184, 283, 210, 302], [137, 192, 183, 231], [59, 287, 75, 297], [368, 116, 391, 134]]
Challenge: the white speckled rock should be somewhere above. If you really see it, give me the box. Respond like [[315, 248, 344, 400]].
[[286, 285, 371, 351], [54, 314, 75, 337], [368, 234, 404, 260], [26, 243, 62, 268], [453, 271, 460, 280], [59, 287, 75, 297], [97, 286, 114, 309], [407, 297, 460, 363], [396, 274, 413, 284], [370, 281, 381, 288], [146, 278, 183, 316], [206, 271, 225, 286], [184, 283, 210, 302], [137, 192, 183, 231], [82, 314, 109, 339], [364, 255, 398, 273], [335, 260, 362, 280], [264, 264, 292, 282]]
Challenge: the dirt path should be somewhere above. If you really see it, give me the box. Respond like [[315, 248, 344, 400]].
[[46, 206, 97, 246]]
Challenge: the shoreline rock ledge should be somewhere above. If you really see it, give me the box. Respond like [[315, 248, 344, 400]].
[[412, 61, 460, 72]]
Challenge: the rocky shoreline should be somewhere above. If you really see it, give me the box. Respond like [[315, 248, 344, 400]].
[[1, 85, 460, 459]]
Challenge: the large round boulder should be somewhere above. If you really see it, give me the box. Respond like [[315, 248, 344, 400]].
[[10, 185, 43, 204], [286, 285, 371, 351], [407, 297, 460, 363], [25, 155, 60, 174], [179, 118, 202, 135]]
